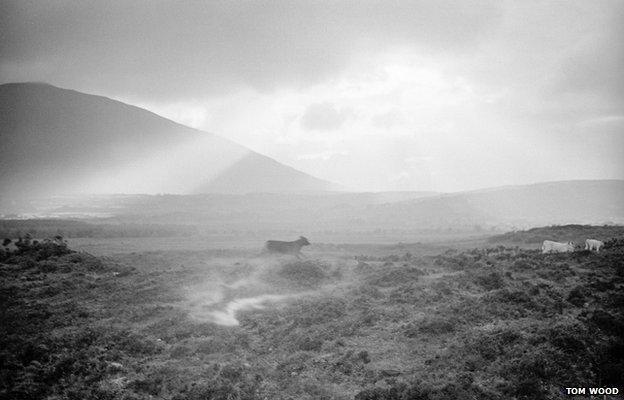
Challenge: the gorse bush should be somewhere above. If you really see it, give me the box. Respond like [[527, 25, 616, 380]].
[[0, 234, 73, 264]]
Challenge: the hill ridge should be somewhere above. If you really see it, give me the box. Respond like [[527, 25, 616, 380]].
[[0, 82, 338, 198]]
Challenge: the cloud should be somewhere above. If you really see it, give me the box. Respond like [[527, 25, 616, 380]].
[[549, 19, 624, 107], [300, 102, 349, 131], [1, 0, 622, 191], [297, 150, 350, 161], [371, 109, 405, 129], [0, 0, 501, 100]]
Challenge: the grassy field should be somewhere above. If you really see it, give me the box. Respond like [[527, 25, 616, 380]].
[[1, 226, 623, 399]]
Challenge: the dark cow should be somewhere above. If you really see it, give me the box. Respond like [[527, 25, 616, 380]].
[[264, 236, 310, 258]]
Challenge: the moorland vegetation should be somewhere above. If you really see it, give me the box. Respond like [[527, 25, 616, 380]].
[[1, 226, 622, 399]]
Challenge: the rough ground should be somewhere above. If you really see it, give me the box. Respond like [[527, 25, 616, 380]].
[[1, 226, 623, 399]]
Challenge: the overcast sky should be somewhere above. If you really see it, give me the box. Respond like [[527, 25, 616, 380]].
[[1, 0, 623, 192]]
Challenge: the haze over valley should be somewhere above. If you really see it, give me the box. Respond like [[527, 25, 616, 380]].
[[1, 82, 622, 239]]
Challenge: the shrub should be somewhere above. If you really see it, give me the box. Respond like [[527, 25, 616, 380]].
[[566, 286, 589, 307], [276, 352, 312, 378], [285, 331, 325, 352], [587, 310, 624, 335], [537, 322, 590, 355], [330, 350, 369, 376], [275, 260, 330, 288], [405, 316, 458, 337], [387, 284, 424, 304], [357, 350, 371, 364], [350, 283, 383, 300], [511, 259, 532, 271], [487, 289, 533, 306], [592, 340, 624, 386], [473, 271, 506, 290], [291, 297, 347, 327], [365, 266, 424, 287]]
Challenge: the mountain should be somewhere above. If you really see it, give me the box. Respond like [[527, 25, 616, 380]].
[[0, 83, 339, 200], [4, 181, 621, 239], [368, 180, 624, 229], [2, 84, 622, 234]]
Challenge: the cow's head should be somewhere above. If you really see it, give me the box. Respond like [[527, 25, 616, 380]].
[[299, 236, 311, 246]]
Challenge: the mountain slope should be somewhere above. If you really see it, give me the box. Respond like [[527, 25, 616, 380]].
[[369, 180, 624, 228], [0, 83, 338, 199], [4, 181, 620, 236]]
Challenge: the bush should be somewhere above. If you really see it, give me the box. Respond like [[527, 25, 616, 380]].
[[0, 235, 75, 266], [544, 324, 589, 353], [275, 260, 331, 288], [291, 297, 347, 327], [566, 286, 589, 307], [592, 340, 624, 386], [487, 289, 533, 306], [473, 271, 506, 290], [285, 331, 325, 352], [511, 258, 533, 271], [405, 316, 459, 337], [586, 310, 624, 335], [365, 266, 424, 287]]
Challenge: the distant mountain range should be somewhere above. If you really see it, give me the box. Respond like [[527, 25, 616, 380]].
[[3, 181, 622, 237], [368, 179, 624, 229], [1, 83, 622, 235], [0, 83, 339, 200]]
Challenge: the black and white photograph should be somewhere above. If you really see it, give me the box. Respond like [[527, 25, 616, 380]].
[[1, 1, 623, 399]]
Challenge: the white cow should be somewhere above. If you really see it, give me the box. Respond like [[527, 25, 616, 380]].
[[542, 240, 575, 254], [585, 239, 604, 252]]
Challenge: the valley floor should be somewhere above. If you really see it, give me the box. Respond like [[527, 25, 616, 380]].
[[1, 227, 623, 399]]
